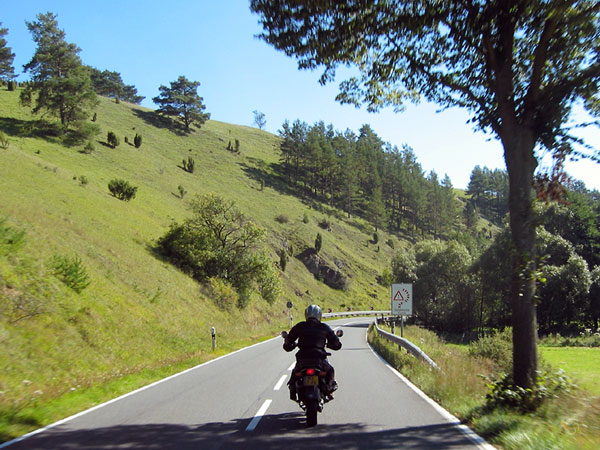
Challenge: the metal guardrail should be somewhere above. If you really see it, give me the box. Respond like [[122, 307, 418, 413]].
[[322, 310, 391, 319], [373, 320, 441, 371], [322, 310, 440, 371]]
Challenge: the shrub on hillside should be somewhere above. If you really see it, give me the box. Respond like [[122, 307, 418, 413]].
[[107, 131, 120, 148], [275, 214, 289, 224], [134, 133, 142, 148], [315, 232, 322, 253], [318, 218, 332, 230], [50, 254, 91, 293], [182, 156, 195, 173], [0, 218, 25, 255], [378, 267, 393, 286], [82, 141, 95, 154], [207, 277, 238, 311], [108, 179, 138, 201], [65, 122, 100, 146], [156, 193, 281, 307], [279, 249, 288, 272]]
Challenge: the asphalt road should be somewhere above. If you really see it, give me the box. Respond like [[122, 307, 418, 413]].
[[2, 318, 493, 449]]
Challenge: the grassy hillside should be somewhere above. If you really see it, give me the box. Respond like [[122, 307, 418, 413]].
[[0, 90, 395, 438]]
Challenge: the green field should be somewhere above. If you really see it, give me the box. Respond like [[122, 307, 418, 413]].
[[540, 347, 600, 395]]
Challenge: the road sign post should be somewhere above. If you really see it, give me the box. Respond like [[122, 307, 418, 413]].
[[391, 283, 413, 315], [391, 284, 412, 337]]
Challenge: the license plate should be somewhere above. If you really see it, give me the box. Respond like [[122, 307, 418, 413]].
[[304, 375, 318, 386]]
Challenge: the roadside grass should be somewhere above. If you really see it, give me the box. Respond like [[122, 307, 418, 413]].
[[368, 324, 600, 449], [0, 89, 394, 441]]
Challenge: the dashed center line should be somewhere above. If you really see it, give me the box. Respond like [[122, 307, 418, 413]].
[[274, 374, 287, 391], [245, 399, 272, 431]]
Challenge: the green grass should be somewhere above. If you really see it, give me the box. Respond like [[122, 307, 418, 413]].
[[540, 347, 600, 395], [369, 325, 600, 450], [0, 88, 396, 441]]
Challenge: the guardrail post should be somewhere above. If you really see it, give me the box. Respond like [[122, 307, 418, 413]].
[[391, 321, 395, 335], [287, 301, 294, 329], [211, 327, 216, 350]]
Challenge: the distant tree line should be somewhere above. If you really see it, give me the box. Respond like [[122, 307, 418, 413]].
[[391, 186, 600, 335], [278, 120, 459, 238], [466, 166, 509, 225]]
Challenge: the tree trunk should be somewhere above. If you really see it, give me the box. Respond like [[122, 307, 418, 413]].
[[502, 129, 539, 390]]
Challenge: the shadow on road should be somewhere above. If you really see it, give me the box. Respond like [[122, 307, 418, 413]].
[[6, 414, 476, 450]]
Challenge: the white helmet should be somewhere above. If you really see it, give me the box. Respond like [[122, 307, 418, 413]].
[[305, 304, 322, 322]]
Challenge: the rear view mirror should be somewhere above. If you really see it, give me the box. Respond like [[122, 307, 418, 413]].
[[281, 331, 288, 339], [335, 329, 343, 337]]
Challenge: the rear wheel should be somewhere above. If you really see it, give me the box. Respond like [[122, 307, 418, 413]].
[[306, 400, 318, 427]]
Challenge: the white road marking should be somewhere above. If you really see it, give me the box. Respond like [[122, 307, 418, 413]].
[[274, 374, 287, 391], [245, 399, 272, 432], [287, 362, 295, 371]]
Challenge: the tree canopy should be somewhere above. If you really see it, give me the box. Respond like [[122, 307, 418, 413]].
[[152, 75, 210, 132], [251, 0, 600, 390], [88, 67, 145, 104], [20, 12, 97, 128], [0, 22, 15, 82], [156, 194, 281, 307]]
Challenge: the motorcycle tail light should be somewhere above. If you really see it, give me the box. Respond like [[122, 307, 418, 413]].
[[306, 368, 316, 375]]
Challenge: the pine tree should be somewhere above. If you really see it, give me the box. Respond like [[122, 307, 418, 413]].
[[0, 22, 15, 82], [153, 75, 210, 132], [20, 13, 97, 128]]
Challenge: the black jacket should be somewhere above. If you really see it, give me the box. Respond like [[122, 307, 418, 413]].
[[283, 319, 342, 359]]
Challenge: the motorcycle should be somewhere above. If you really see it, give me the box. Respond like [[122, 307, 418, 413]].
[[281, 328, 343, 427]]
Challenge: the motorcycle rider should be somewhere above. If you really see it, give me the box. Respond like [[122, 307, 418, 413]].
[[283, 304, 342, 401]]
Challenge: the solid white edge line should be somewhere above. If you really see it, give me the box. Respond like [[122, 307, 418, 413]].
[[245, 399, 272, 432], [364, 329, 495, 450], [287, 362, 295, 371], [274, 374, 287, 391], [0, 336, 281, 449]]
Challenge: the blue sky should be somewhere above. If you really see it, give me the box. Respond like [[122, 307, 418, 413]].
[[3, 0, 599, 190]]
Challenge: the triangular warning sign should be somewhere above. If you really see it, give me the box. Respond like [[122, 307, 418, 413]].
[[393, 290, 405, 302]]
